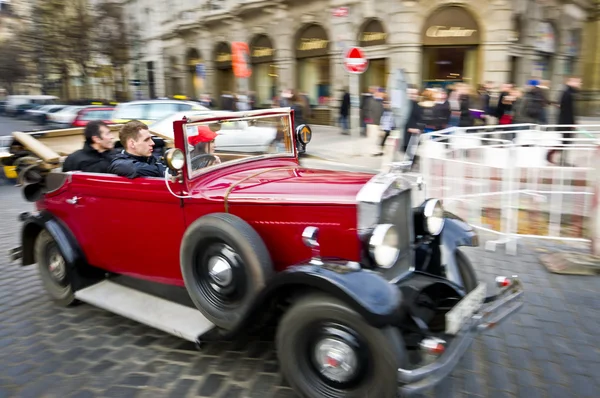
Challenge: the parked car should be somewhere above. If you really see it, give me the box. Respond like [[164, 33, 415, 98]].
[[71, 106, 115, 127], [47, 105, 86, 127], [14, 103, 40, 118], [25, 104, 66, 124], [7, 108, 523, 398], [4, 95, 58, 116], [111, 99, 208, 125]]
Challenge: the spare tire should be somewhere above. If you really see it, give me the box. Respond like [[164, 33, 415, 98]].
[[180, 213, 274, 331]]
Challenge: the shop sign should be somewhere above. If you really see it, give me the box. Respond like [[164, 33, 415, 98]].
[[426, 26, 477, 38], [296, 24, 329, 58], [359, 19, 387, 47], [422, 6, 480, 46], [232, 42, 252, 78], [250, 35, 275, 63], [534, 21, 556, 54], [214, 42, 232, 69]]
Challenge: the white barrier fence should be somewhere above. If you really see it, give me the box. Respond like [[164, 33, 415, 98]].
[[414, 124, 600, 254]]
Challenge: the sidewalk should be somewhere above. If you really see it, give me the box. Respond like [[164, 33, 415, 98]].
[[305, 125, 396, 171]]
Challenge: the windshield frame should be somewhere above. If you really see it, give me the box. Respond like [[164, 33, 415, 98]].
[[181, 109, 296, 181]]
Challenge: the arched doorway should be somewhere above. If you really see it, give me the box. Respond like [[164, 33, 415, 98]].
[[213, 42, 234, 109], [250, 34, 277, 108], [421, 6, 481, 88], [186, 48, 203, 100], [295, 23, 330, 107], [358, 18, 389, 94]]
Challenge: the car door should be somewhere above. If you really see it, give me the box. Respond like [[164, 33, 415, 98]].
[[65, 173, 187, 284]]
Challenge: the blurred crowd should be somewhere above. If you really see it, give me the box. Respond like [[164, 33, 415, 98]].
[[338, 77, 582, 154]]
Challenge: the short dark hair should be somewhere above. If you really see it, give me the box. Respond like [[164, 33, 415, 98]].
[[84, 121, 109, 145], [119, 120, 148, 147]]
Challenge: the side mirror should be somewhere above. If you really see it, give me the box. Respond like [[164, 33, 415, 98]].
[[296, 124, 312, 146], [164, 148, 185, 172]]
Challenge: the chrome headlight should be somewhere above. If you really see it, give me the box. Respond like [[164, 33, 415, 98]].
[[424, 199, 445, 236], [369, 224, 400, 269]]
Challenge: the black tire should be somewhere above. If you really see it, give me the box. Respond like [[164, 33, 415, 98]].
[[456, 249, 478, 293], [276, 293, 408, 398], [34, 230, 76, 307], [180, 213, 273, 330]]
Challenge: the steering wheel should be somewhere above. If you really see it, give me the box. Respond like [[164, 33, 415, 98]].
[[191, 153, 219, 170]]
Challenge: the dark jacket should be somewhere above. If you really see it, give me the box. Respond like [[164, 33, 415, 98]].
[[291, 103, 306, 127], [434, 101, 451, 130], [62, 143, 117, 173], [108, 151, 166, 178], [403, 100, 424, 151], [495, 91, 510, 119], [340, 92, 350, 117], [558, 86, 577, 125], [458, 95, 474, 127]]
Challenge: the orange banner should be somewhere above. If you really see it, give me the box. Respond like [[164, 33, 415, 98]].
[[231, 42, 252, 78]]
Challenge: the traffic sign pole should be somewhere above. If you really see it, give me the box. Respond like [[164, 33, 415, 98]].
[[350, 74, 360, 156], [343, 47, 369, 157]]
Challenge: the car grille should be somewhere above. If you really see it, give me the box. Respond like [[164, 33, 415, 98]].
[[379, 188, 414, 281], [358, 185, 414, 282]]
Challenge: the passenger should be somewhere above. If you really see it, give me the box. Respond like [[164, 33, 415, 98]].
[[188, 125, 221, 170], [62, 121, 117, 173], [108, 120, 166, 178]]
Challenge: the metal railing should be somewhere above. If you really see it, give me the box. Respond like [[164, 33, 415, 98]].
[[415, 124, 600, 254]]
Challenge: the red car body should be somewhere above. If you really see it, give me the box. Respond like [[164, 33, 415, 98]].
[[38, 157, 371, 285]]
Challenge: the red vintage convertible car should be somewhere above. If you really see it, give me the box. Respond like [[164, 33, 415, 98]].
[[9, 108, 523, 397]]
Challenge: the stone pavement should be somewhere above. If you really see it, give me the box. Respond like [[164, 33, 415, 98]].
[[1, 184, 600, 397]]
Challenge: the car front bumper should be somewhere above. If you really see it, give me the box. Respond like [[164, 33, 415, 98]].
[[397, 277, 524, 396]]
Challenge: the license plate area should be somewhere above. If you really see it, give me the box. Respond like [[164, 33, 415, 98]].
[[445, 282, 487, 335]]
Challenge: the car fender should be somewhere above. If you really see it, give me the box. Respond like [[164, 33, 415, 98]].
[[20, 211, 103, 291], [417, 211, 479, 293], [217, 263, 403, 338]]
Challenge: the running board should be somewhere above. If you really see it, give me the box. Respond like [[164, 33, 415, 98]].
[[74, 280, 215, 343]]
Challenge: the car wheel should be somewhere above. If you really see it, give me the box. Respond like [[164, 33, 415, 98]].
[[276, 293, 407, 398], [34, 230, 76, 307], [456, 249, 478, 293], [180, 213, 274, 331]]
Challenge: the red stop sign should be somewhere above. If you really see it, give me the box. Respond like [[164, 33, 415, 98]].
[[343, 47, 369, 74]]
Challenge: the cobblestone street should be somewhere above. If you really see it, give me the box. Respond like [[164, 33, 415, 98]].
[[1, 183, 599, 398]]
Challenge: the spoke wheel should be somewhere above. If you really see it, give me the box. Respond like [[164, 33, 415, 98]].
[[35, 230, 76, 307], [180, 213, 274, 331], [276, 293, 407, 398], [193, 242, 246, 310]]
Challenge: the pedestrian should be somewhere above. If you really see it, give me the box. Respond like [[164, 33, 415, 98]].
[[373, 98, 394, 156], [403, 86, 423, 154], [339, 88, 350, 135], [547, 76, 582, 166]]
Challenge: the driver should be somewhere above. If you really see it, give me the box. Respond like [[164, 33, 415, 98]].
[[188, 125, 221, 170]]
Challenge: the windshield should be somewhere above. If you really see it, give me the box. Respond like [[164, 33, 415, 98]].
[[184, 113, 294, 178]]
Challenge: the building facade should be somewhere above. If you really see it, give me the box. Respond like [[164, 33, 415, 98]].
[[126, 0, 598, 123]]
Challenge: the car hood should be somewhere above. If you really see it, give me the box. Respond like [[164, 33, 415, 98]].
[[199, 165, 375, 207]]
